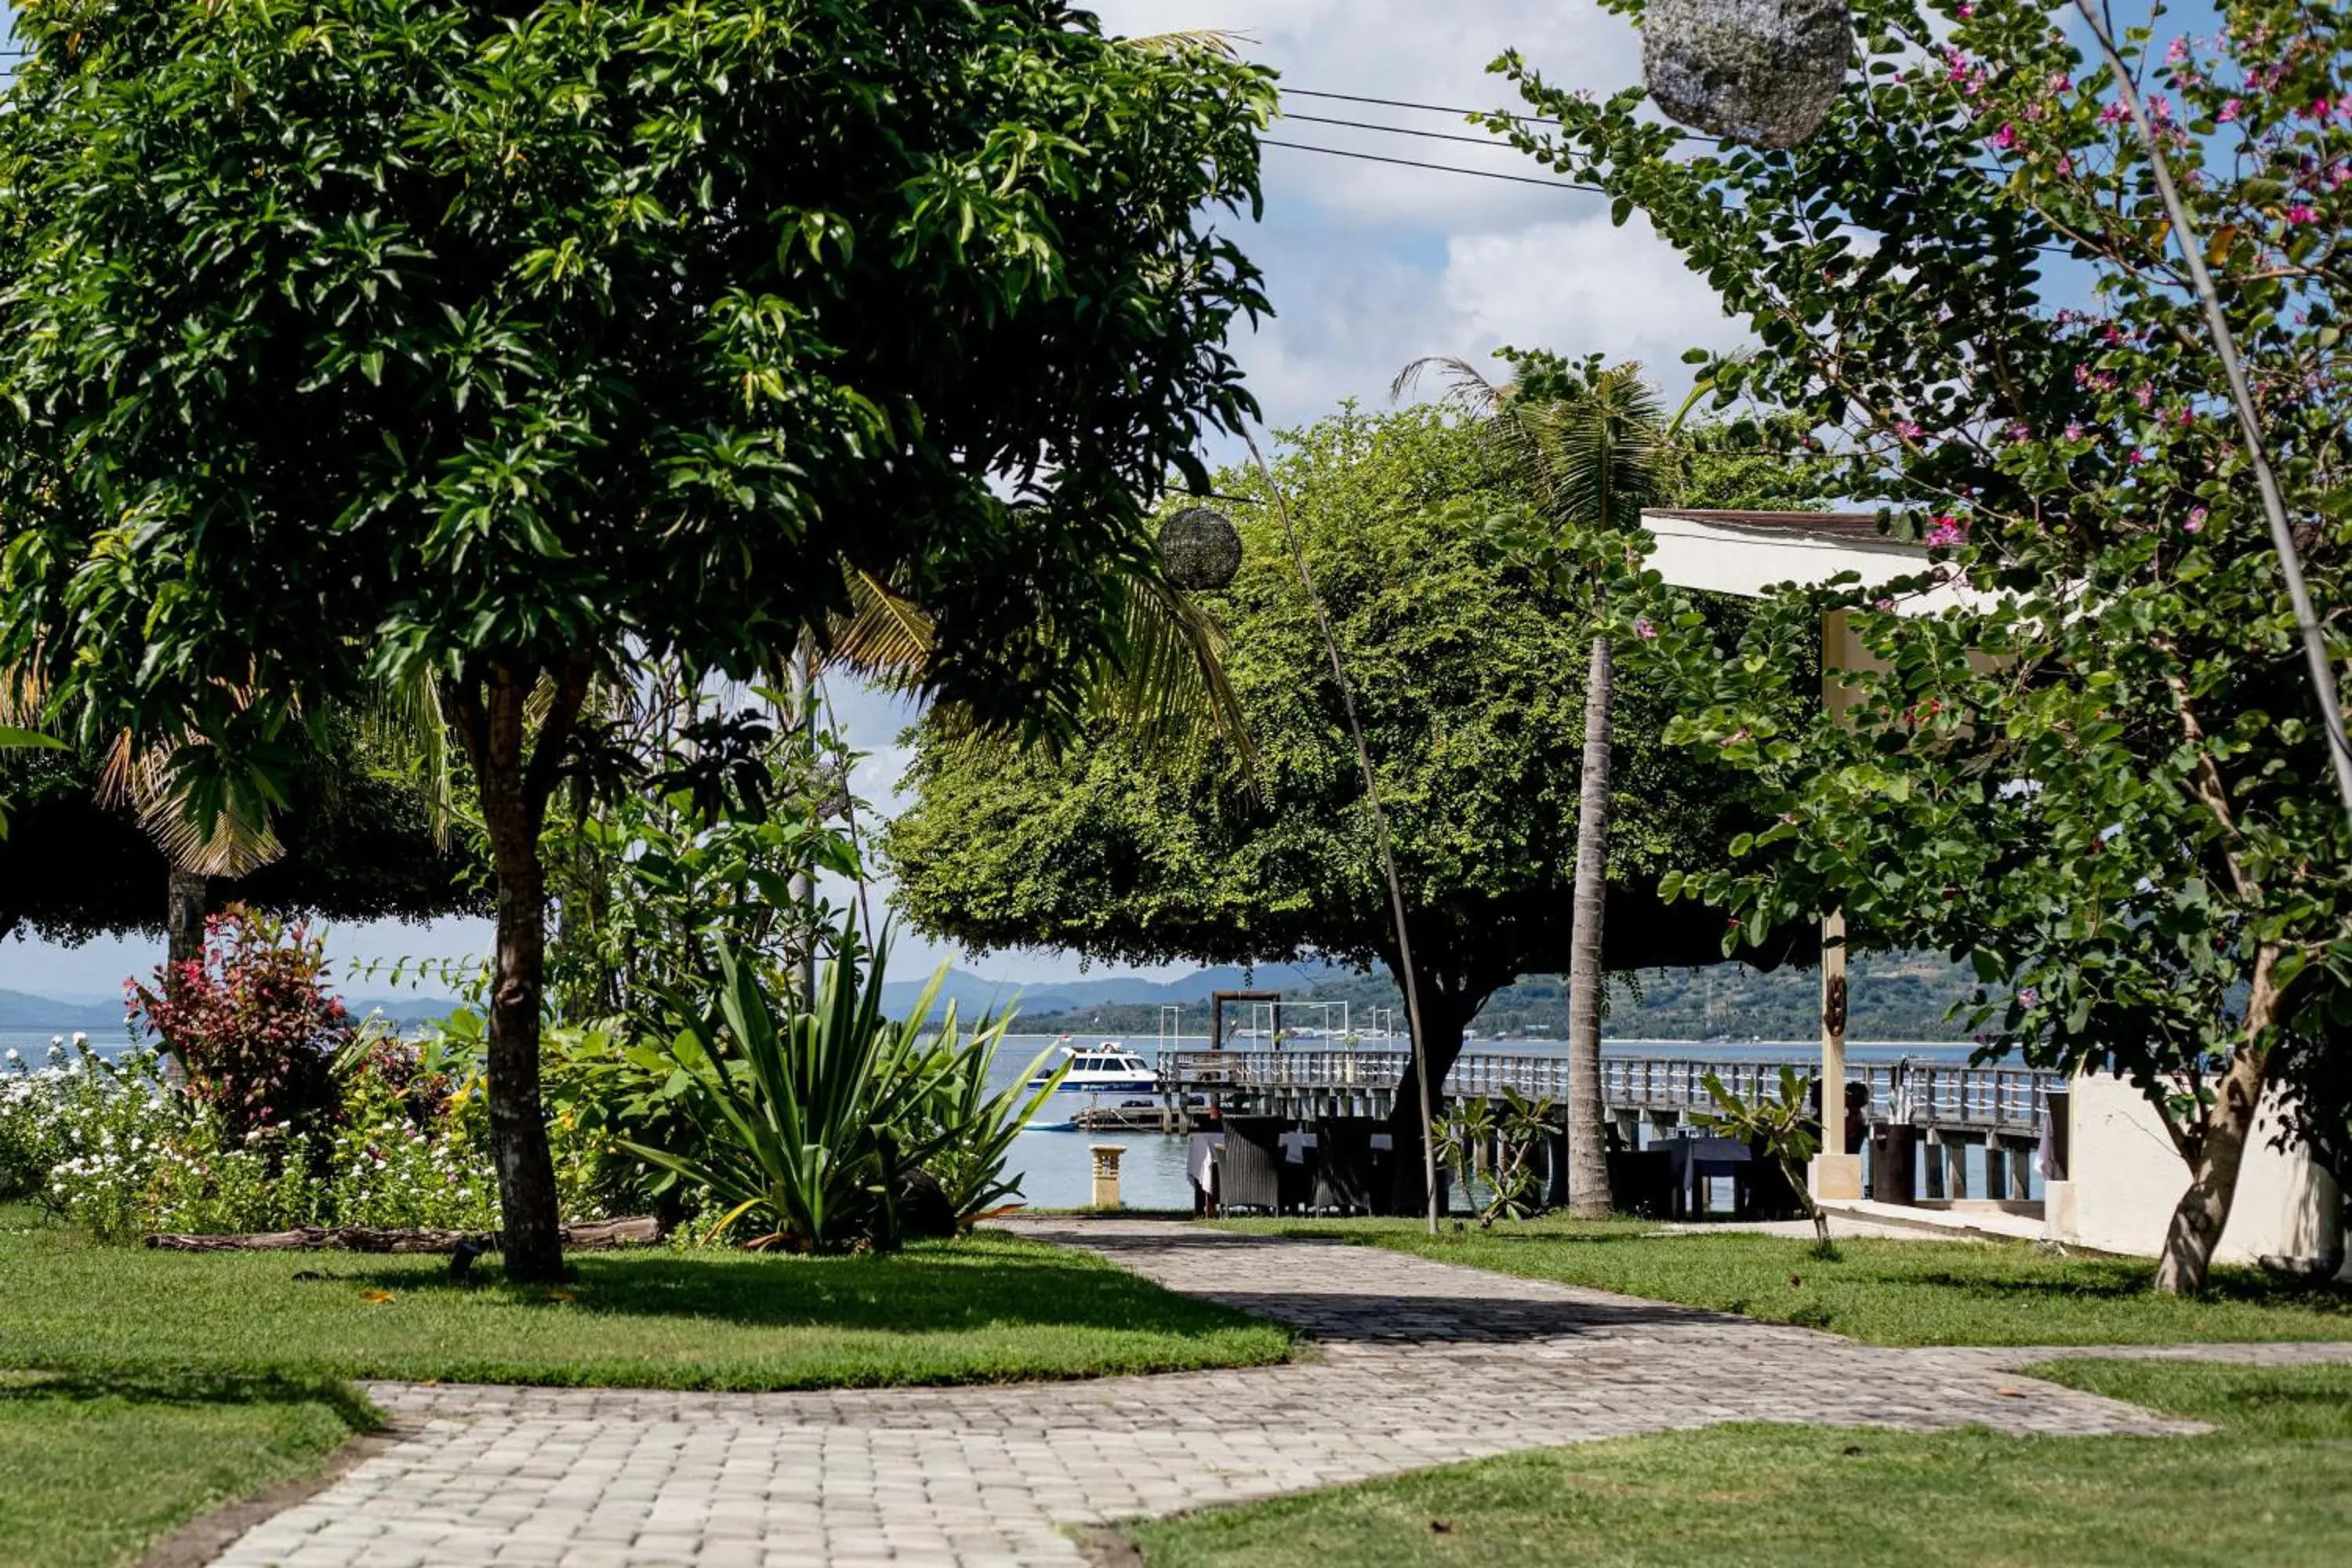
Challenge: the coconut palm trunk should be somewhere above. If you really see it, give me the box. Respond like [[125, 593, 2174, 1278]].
[[1565, 633, 1615, 1215], [1392, 354, 1673, 1222]]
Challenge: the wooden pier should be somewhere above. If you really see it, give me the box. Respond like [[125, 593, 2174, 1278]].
[[1143, 1047, 2061, 1202]]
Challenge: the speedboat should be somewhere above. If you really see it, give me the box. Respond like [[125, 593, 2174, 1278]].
[[1030, 1041, 1156, 1094]]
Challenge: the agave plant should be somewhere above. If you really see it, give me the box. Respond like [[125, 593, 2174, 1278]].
[[908, 1025, 1070, 1226], [622, 925, 960, 1252]]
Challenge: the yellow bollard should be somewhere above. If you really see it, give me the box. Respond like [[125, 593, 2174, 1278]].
[[1089, 1144, 1125, 1210]]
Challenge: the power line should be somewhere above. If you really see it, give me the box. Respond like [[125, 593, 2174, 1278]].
[[1281, 111, 1505, 151], [1262, 138, 1604, 193], [1281, 87, 1544, 127]]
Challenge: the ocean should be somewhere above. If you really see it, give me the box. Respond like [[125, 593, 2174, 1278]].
[[2, 1026, 1993, 1212]]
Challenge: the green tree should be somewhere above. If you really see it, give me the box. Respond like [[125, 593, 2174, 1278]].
[[1491, 0, 2352, 1287], [1396, 353, 1675, 1218], [0, 1, 1272, 1276], [885, 407, 1801, 1210], [0, 719, 483, 949]]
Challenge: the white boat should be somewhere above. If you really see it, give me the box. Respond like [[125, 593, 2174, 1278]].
[[1030, 1040, 1156, 1094]]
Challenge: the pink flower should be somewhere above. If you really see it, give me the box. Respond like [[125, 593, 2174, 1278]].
[[2056, 154, 2075, 176], [2218, 99, 2241, 122], [2164, 38, 2190, 65], [2047, 72, 2072, 93], [1925, 514, 1967, 549], [1989, 122, 2019, 151], [1894, 419, 1926, 440], [1957, 2, 1973, 14], [2185, 506, 2207, 533], [1875, 597, 1896, 612], [2065, 422, 2086, 440], [1634, 616, 1658, 641], [2285, 203, 2318, 224], [2100, 100, 2128, 125], [2018, 986, 2040, 1008]]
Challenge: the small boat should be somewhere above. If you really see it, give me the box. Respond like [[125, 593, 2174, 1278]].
[[1031, 1041, 1156, 1094]]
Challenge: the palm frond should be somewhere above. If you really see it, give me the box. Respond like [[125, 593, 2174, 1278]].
[[1119, 29, 1251, 57], [1391, 354, 1508, 415], [1089, 563, 1255, 773], [366, 665, 458, 850], [826, 568, 936, 681], [1550, 365, 1669, 529], [126, 743, 285, 877]]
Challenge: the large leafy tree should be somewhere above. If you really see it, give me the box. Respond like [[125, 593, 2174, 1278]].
[[0, 721, 483, 949], [1492, 0, 2352, 1287], [885, 407, 1803, 1210], [0, 0, 1272, 1276]]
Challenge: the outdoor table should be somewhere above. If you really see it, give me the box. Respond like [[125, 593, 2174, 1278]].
[[1681, 1135, 1752, 1218]]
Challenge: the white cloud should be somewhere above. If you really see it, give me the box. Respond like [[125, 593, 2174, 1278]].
[[1438, 212, 1751, 396]]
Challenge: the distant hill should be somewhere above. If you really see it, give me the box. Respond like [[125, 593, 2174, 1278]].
[[0, 989, 127, 1029], [0, 987, 466, 1033], [1015, 951, 1987, 1042], [880, 959, 1351, 1022]]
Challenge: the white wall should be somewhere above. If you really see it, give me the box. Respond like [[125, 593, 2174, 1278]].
[[2060, 1073, 2344, 1266]]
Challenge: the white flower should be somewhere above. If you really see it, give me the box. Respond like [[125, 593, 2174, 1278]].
[[71, 1033, 87, 1046], [5, 1048, 19, 1064]]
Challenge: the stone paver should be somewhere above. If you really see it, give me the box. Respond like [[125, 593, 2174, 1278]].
[[208, 1219, 2352, 1566]]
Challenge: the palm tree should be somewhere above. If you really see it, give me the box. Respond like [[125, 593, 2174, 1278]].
[[1395, 355, 1671, 1217]]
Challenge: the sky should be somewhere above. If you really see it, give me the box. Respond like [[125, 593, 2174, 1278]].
[[0, 0, 1759, 1002]]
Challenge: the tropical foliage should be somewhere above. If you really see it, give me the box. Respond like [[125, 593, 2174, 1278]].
[[619, 926, 1062, 1252], [1700, 1067, 1831, 1250], [127, 906, 356, 1149], [1490, 0, 2352, 1287], [887, 406, 1804, 1210], [0, 0, 1275, 1276]]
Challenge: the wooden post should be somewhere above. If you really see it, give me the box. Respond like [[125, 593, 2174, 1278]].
[[1809, 608, 1866, 1203], [1820, 908, 1849, 1157]]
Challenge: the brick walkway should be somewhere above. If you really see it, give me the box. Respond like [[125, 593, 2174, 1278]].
[[206, 1219, 2352, 1566]]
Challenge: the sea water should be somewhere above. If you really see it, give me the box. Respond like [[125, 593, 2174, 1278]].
[[2, 1026, 2005, 1213]]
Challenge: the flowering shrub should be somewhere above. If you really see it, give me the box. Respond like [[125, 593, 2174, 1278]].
[[128, 905, 350, 1149], [0, 1034, 602, 1242]]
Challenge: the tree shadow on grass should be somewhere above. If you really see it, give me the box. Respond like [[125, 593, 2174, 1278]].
[[326, 1240, 1269, 1338], [0, 1370, 379, 1432]]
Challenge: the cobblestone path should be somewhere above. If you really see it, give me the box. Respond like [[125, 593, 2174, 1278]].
[[208, 1219, 2352, 1566]]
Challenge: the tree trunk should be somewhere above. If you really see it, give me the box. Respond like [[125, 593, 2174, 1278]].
[[1383, 989, 1468, 1217], [2154, 1040, 2271, 1294], [469, 670, 568, 1283], [1566, 633, 1615, 1218], [165, 866, 207, 975]]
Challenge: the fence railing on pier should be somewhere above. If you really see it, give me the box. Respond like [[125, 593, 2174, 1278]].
[[1156, 1048, 2058, 1137]]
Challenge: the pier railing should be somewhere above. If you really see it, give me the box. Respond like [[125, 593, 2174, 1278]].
[[1156, 1048, 2057, 1136]]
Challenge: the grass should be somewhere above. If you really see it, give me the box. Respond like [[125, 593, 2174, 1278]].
[[0, 1207, 1290, 1391], [1127, 1358, 2352, 1567], [0, 1371, 372, 1568], [1218, 1215, 2352, 1345]]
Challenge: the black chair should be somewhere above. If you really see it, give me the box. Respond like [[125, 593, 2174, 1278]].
[[1605, 1146, 1675, 1218], [1311, 1119, 1380, 1214], [1214, 1116, 1286, 1214]]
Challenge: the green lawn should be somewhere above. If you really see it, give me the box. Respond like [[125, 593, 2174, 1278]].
[[0, 1372, 371, 1568], [1127, 1358, 2352, 1568], [0, 1209, 1290, 1390], [1219, 1217, 2352, 1345]]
